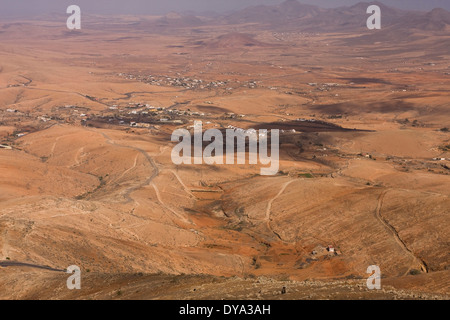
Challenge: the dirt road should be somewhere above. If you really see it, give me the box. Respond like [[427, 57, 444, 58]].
[[375, 190, 429, 275]]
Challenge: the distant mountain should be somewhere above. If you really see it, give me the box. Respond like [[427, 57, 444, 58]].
[[343, 6, 450, 45], [223, 0, 323, 25], [319, 1, 406, 30], [221, 0, 450, 33], [396, 7, 450, 31], [155, 12, 204, 28]]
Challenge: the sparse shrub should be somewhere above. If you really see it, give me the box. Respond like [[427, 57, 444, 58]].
[[410, 269, 421, 276]]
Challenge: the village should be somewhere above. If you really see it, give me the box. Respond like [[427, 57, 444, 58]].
[[117, 72, 260, 91]]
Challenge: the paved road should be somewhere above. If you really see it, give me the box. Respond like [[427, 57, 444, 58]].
[[0, 261, 65, 272]]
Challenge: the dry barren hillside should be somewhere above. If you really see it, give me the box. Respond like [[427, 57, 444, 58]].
[[0, 1, 449, 300]]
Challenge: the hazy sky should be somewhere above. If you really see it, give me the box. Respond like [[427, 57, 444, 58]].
[[1, 0, 449, 18]]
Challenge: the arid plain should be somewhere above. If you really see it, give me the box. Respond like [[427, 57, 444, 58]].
[[0, 1, 449, 299]]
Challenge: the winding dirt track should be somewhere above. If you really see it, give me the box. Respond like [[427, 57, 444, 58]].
[[265, 179, 296, 243], [89, 128, 159, 203], [169, 170, 195, 198], [88, 128, 192, 225], [375, 190, 429, 275], [151, 183, 190, 224]]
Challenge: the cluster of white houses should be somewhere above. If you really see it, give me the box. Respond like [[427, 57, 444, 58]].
[[118, 73, 230, 90], [118, 73, 262, 91], [226, 125, 296, 136]]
